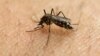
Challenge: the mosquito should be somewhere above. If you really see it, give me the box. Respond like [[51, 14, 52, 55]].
[[27, 8, 79, 46]]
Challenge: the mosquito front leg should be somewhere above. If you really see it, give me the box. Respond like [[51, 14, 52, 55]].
[[26, 19, 44, 32], [34, 25, 44, 30], [26, 25, 44, 32]]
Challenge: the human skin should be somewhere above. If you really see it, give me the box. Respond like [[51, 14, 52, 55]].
[[0, 0, 100, 56]]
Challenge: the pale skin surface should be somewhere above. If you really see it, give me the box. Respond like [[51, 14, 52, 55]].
[[0, 0, 100, 56]]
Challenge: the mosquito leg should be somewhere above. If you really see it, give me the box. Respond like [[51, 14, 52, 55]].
[[56, 11, 66, 17], [57, 11, 71, 22], [71, 23, 80, 31], [43, 9, 46, 15], [51, 8, 55, 15], [45, 19, 51, 46], [26, 25, 44, 32], [46, 25, 51, 46]]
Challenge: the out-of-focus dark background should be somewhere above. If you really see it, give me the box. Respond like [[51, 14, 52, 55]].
[[0, 0, 100, 56]]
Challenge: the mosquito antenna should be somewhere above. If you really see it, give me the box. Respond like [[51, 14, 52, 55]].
[[43, 9, 46, 15]]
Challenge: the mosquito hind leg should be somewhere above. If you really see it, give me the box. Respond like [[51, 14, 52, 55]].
[[57, 11, 71, 22], [71, 22, 80, 31], [56, 11, 66, 17]]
